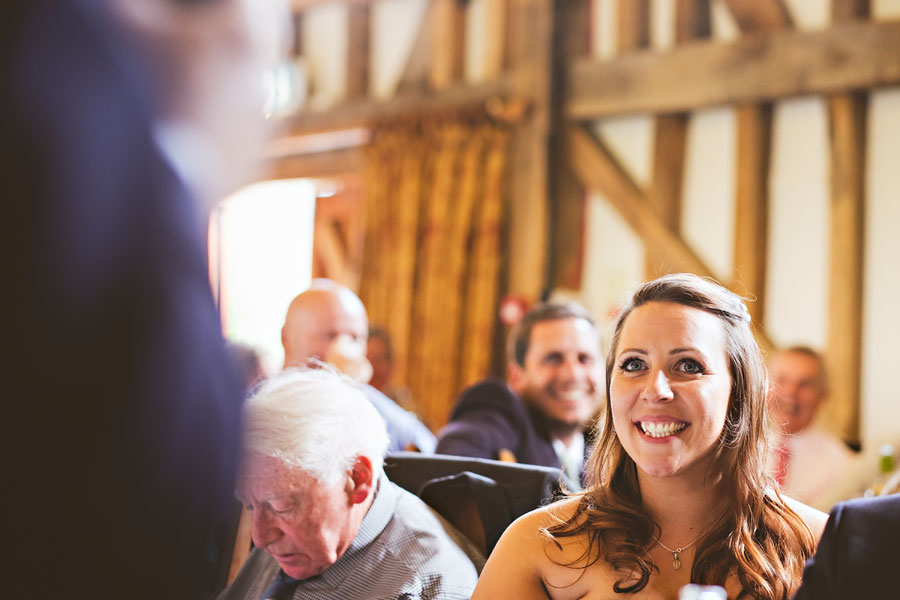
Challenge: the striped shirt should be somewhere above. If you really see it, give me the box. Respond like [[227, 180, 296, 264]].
[[217, 473, 478, 600]]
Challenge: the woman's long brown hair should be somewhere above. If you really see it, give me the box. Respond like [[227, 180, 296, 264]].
[[544, 274, 816, 599]]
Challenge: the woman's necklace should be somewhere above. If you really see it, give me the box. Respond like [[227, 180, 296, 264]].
[[651, 513, 725, 571], [651, 533, 702, 571]]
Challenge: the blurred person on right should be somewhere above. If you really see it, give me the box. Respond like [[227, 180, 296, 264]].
[[767, 346, 856, 510], [791, 494, 900, 599], [472, 274, 826, 600]]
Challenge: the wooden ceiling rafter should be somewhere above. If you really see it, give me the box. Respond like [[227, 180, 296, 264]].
[[720, 0, 793, 32], [568, 19, 900, 120], [568, 124, 776, 353]]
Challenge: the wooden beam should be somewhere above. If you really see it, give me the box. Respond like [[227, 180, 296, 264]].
[[721, 0, 793, 32], [821, 0, 869, 445], [291, 0, 370, 11], [832, 0, 870, 21], [568, 20, 900, 119], [430, 0, 466, 90], [506, 0, 553, 303], [569, 124, 776, 353], [732, 104, 772, 326], [549, 0, 590, 290], [644, 0, 709, 278], [482, 0, 508, 79], [646, 114, 687, 278], [286, 75, 518, 135], [397, 0, 436, 93], [345, 4, 370, 100], [569, 125, 712, 279], [264, 146, 364, 179], [824, 92, 867, 445], [617, 0, 650, 52], [675, 0, 712, 41]]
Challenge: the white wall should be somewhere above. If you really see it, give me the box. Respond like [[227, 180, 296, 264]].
[[579, 0, 900, 466], [298, 0, 900, 464]]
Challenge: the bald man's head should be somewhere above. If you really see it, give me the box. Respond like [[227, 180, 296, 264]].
[[281, 280, 369, 369]]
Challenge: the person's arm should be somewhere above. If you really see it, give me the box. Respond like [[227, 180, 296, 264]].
[[471, 509, 554, 600], [364, 384, 437, 453], [436, 380, 522, 460], [791, 503, 842, 600]]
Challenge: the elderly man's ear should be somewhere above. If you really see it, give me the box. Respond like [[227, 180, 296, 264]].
[[348, 455, 375, 505]]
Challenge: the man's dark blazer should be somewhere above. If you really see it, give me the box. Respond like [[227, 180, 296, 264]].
[[436, 378, 590, 485], [1, 2, 242, 598], [792, 494, 900, 600]]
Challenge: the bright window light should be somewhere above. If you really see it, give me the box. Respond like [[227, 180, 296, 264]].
[[212, 178, 316, 369]]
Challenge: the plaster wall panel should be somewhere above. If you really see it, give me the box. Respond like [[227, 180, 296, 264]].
[[765, 97, 829, 348]]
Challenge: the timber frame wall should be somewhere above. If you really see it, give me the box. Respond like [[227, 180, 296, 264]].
[[267, 0, 899, 446]]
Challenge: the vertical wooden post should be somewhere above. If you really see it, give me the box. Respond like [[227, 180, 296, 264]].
[[482, 0, 508, 80], [675, 0, 711, 41], [506, 0, 553, 303], [549, 0, 590, 291], [732, 104, 772, 325], [647, 115, 686, 278], [430, 0, 466, 90], [646, 0, 710, 279], [346, 4, 371, 100], [823, 0, 869, 445], [721, 0, 785, 326], [616, 0, 650, 52]]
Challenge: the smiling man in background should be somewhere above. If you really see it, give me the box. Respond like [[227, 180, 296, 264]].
[[436, 302, 603, 488]]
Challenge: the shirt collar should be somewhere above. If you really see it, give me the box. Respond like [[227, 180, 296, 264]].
[[292, 471, 396, 591]]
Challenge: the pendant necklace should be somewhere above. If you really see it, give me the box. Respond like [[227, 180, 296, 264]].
[[651, 534, 701, 571], [651, 513, 725, 571]]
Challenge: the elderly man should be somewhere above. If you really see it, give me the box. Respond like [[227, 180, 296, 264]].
[[218, 368, 479, 600], [768, 346, 856, 510], [436, 302, 603, 487], [282, 279, 436, 452]]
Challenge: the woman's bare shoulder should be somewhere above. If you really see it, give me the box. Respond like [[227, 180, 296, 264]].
[[502, 496, 585, 537], [781, 495, 829, 540], [472, 496, 607, 600]]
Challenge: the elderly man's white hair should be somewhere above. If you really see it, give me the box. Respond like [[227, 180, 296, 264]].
[[242, 367, 389, 484]]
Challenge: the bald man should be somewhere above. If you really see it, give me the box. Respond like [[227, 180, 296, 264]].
[[282, 279, 436, 453]]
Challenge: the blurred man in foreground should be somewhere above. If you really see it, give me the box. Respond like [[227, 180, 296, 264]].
[[282, 279, 436, 452], [2, 0, 288, 597], [218, 368, 478, 600]]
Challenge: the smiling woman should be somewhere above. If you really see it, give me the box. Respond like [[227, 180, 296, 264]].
[[471, 274, 828, 600]]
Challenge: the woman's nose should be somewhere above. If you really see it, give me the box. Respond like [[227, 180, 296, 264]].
[[641, 369, 673, 402]]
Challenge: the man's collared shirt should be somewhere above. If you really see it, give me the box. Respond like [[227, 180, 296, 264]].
[[218, 472, 477, 600]]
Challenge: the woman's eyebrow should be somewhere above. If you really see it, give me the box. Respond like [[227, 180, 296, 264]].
[[619, 348, 648, 355], [669, 347, 700, 354]]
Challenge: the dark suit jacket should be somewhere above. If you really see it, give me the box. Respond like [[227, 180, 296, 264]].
[[436, 379, 590, 485], [792, 494, 900, 599], [2, 2, 242, 598]]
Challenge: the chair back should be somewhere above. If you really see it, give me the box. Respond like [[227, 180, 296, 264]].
[[383, 452, 565, 556]]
